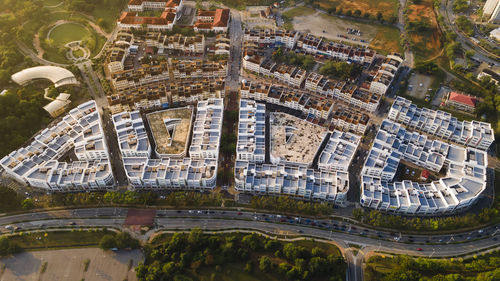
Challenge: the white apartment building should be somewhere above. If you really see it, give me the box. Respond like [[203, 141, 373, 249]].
[[483, 0, 500, 23], [388, 96, 495, 150], [112, 110, 151, 158], [369, 53, 403, 95], [318, 131, 360, 172], [237, 99, 266, 163], [360, 119, 488, 215], [189, 99, 223, 159], [116, 99, 223, 189], [234, 161, 350, 204], [0, 101, 114, 191]]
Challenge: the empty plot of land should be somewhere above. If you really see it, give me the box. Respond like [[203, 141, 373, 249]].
[[241, 6, 277, 29], [0, 248, 142, 281], [407, 0, 442, 59], [407, 73, 434, 100], [147, 107, 193, 156], [290, 11, 402, 54], [315, 0, 398, 19], [270, 112, 327, 164]]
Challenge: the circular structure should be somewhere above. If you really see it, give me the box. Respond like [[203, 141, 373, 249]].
[[11, 66, 79, 88], [48, 22, 91, 46], [64, 41, 91, 63]]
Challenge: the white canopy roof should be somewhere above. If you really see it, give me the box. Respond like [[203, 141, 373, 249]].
[[11, 66, 78, 88]]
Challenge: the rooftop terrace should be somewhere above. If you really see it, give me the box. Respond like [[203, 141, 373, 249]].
[[146, 107, 193, 156], [270, 112, 327, 165]]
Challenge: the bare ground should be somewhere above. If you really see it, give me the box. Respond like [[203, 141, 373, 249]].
[[0, 248, 143, 281]]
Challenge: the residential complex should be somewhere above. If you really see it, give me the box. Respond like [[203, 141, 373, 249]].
[[360, 119, 488, 215], [113, 98, 223, 189], [0, 101, 114, 191], [234, 99, 359, 204], [388, 97, 494, 150], [242, 31, 403, 112]]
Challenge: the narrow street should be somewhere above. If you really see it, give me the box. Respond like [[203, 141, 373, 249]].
[[76, 61, 128, 188]]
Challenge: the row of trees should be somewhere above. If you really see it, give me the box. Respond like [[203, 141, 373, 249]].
[[99, 232, 140, 250], [353, 207, 499, 231], [137, 229, 346, 281], [47, 190, 228, 209], [250, 195, 333, 216], [324, 5, 398, 23], [366, 254, 500, 281]]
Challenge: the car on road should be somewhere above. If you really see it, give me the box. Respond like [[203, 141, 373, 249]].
[[416, 248, 423, 251], [237, 212, 242, 215]]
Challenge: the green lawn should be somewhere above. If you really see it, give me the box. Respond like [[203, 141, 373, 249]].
[[43, 0, 62, 6], [282, 6, 316, 18], [72, 49, 84, 57], [9, 229, 114, 250], [369, 25, 403, 55], [196, 263, 283, 281], [49, 23, 90, 46], [91, 5, 123, 33]]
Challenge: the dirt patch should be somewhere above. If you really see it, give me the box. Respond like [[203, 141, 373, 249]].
[[0, 248, 143, 281], [407, 4, 437, 27]]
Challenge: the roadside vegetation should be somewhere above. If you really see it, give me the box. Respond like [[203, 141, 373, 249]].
[[137, 228, 346, 281], [365, 253, 500, 281], [2, 229, 119, 253]]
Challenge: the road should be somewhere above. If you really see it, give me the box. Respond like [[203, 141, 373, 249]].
[[76, 61, 128, 187], [397, 0, 414, 67], [2, 207, 500, 281], [227, 9, 244, 91], [440, 0, 499, 66]]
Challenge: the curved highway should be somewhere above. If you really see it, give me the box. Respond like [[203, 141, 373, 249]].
[[1, 207, 500, 281]]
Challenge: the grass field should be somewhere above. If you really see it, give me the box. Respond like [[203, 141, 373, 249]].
[[365, 253, 500, 281], [282, 6, 317, 18], [43, 0, 62, 6], [369, 25, 404, 55], [49, 23, 90, 45], [316, 0, 399, 19], [9, 229, 114, 250], [72, 49, 84, 57]]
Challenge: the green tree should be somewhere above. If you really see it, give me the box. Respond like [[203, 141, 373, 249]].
[[259, 256, 272, 272], [99, 234, 116, 250]]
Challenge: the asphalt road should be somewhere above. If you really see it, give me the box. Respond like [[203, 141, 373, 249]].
[[440, 0, 499, 66], [2, 207, 500, 281]]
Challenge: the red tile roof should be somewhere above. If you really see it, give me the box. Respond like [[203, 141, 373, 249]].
[[448, 92, 477, 107], [128, 0, 180, 6], [118, 11, 176, 25], [195, 9, 230, 29]]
